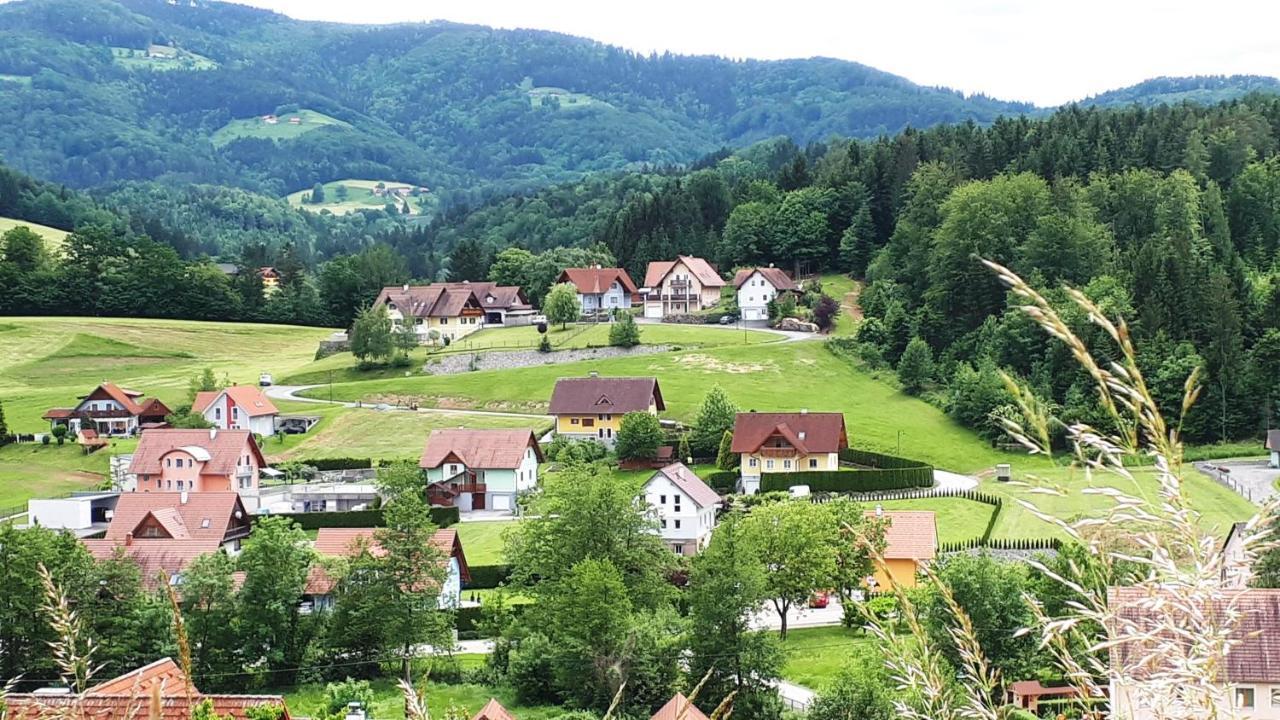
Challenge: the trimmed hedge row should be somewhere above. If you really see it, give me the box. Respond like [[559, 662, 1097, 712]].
[[259, 505, 460, 530], [940, 537, 1062, 552], [306, 457, 374, 471], [759, 466, 932, 493], [839, 448, 929, 470], [705, 470, 739, 494], [466, 564, 511, 589]]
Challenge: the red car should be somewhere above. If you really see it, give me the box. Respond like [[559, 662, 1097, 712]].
[[808, 592, 830, 609]]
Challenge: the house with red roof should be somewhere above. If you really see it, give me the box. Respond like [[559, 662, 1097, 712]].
[[649, 693, 709, 720], [641, 256, 725, 318], [372, 281, 535, 344], [193, 385, 280, 436], [731, 410, 847, 494], [43, 382, 171, 438], [82, 491, 253, 587], [419, 428, 542, 513], [303, 527, 469, 611], [556, 266, 638, 315], [733, 266, 799, 322], [470, 699, 517, 720], [549, 374, 664, 448], [866, 508, 937, 589], [642, 462, 721, 555], [5, 657, 291, 720], [129, 428, 266, 507]]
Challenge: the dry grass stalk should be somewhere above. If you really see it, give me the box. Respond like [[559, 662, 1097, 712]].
[[36, 563, 100, 695], [162, 573, 197, 710]]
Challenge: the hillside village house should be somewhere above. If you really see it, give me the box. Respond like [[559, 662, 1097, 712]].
[[129, 428, 266, 508], [43, 382, 171, 438], [6, 657, 291, 720], [731, 410, 848, 494], [733, 266, 799, 322], [373, 282, 535, 344], [81, 492, 253, 587], [192, 385, 279, 436], [419, 428, 543, 512], [259, 266, 280, 295], [557, 266, 638, 314], [868, 508, 937, 589], [549, 374, 665, 448], [1222, 521, 1253, 588], [641, 255, 725, 318], [303, 527, 470, 612], [1108, 587, 1280, 720], [642, 462, 721, 555]]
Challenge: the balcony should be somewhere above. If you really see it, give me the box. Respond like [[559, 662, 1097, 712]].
[[758, 447, 799, 458]]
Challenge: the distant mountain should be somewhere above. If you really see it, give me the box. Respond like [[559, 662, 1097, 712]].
[[1077, 75, 1280, 108]]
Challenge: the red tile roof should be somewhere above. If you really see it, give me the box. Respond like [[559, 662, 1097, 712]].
[[643, 256, 724, 289], [1006, 680, 1078, 698], [47, 382, 169, 420], [419, 429, 543, 470], [730, 412, 847, 454], [43, 408, 77, 419], [307, 527, 470, 594], [868, 510, 937, 560], [373, 282, 528, 320], [471, 698, 517, 720], [129, 429, 264, 476], [83, 538, 225, 589], [85, 658, 195, 696], [192, 386, 279, 417], [103, 492, 248, 543], [557, 267, 638, 296], [649, 693, 709, 720], [1107, 586, 1280, 683], [549, 376, 665, 415], [94, 383, 147, 415], [732, 267, 798, 291], [649, 463, 721, 509]]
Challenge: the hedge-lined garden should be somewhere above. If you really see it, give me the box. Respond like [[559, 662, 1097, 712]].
[[754, 447, 934, 493], [258, 505, 461, 530]]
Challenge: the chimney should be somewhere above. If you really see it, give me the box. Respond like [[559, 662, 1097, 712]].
[[180, 490, 189, 505], [800, 408, 808, 414], [589, 370, 599, 378], [402, 284, 409, 292], [875, 504, 883, 517], [768, 262, 775, 268], [209, 428, 217, 440], [124, 532, 133, 546]]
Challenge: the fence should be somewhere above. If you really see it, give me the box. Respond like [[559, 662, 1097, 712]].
[[940, 536, 1062, 553]]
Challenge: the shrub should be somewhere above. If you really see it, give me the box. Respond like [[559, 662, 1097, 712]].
[[608, 313, 641, 347], [466, 564, 512, 589], [41, 434, 51, 445], [897, 337, 935, 394], [758, 468, 932, 492], [615, 412, 663, 461], [538, 334, 552, 353], [704, 470, 739, 493], [509, 634, 559, 704], [544, 435, 607, 463], [716, 430, 737, 471], [256, 506, 458, 530], [306, 457, 373, 471], [812, 294, 840, 330]]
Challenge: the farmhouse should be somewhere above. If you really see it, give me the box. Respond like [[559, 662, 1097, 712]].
[[641, 255, 725, 318], [733, 266, 799, 322], [82, 491, 253, 586], [193, 385, 279, 436], [259, 266, 280, 295], [1108, 587, 1280, 720], [731, 410, 847, 494], [642, 462, 721, 555], [303, 527, 470, 611], [373, 282, 535, 343], [5, 657, 291, 720], [43, 381, 172, 438], [129, 428, 266, 507], [549, 374, 664, 448], [868, 508, 937, 589], [557, 266, 638, 314], [420, 428, 542, 513]]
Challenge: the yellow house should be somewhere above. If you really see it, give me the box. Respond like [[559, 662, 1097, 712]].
[[372, 283, 492, 343], [549, 374, 664, 448], [866, 509, 937, 590], [731, 411, 847, 494]]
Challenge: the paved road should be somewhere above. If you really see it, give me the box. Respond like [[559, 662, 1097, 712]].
[[265, 384, 548, 421], [773, 680, 816, 711], [934, 469, 978, 491], [750, 598, 846, 631], [1194, 458, 1278, 505]]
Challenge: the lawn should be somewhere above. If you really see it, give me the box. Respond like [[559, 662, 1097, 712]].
[[454, 521, 518, 566], [0, 441, 129, 515], [816, 273, 860, 336], [778, 625, 873, 690], [279, 677, 564, 720], [213, 109, 350, 147], [0, 317, 333, 432], [0, 216, 69, 252], [874, 496, 997, 545], [111, 46, 218, 71], [284, 178, 432, 216]]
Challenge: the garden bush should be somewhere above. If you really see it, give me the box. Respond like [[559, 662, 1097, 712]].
[[758, 467, 931, 492], [466, 564, 512, 589]]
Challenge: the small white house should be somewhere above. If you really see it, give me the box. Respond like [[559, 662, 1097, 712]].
[[642, 462, 721, 556], [192, 386, 279, 436], [557, 267, 638, 314], [732, 267, 799, 322], [1268, 430, 1280, 469]]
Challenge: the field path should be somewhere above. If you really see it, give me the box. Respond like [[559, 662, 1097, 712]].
[[841, 281, 864, 323], [266, 384, 547, 420]]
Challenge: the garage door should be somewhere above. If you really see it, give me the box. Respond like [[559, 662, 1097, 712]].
[[744, 307, 765, 321], [491, 494, 512, 511], [644, 302, 663, 319]]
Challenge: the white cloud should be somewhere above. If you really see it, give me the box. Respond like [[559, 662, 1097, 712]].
[[232, 0, 1279, 105]]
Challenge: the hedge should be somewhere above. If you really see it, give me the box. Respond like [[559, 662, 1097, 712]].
[[466, 564, 511, 589], [839, 448, 929, 470], [759, 467, 932, 493], [455, 601, 528, 633], [259, 505, 459, 530], [704, 470, 739, 493], [305, 457, 374, 471]]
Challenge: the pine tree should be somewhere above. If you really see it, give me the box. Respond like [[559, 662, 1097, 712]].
[[897, 337, 934, 395], [690, 385, 738, 457], [716, 430, 737, 471], [608, 313, 641, 348]]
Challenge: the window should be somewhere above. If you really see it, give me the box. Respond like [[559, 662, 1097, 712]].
[[214, 408, 221, 420], [783, 460, 791, 469], [1272, 688, 1280, 707], [176, 480, 184, 490], [673, 501, 681, 513], [766, 459, 774, 470], [440, 318, 448, 325], [809, 458, 818, 469], [660, 519, 667, 529], [570, 417, 579, 425], [748, 458, 758, 468], [674, 519, 681, 529], [582, 418, 595, 427], [659, 494, 666, 504], [1236, 687, 1255, 708], [673, 544, 684, 554]]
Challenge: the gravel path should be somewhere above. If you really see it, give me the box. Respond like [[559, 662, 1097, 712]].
[[264, 384, 546, 420]]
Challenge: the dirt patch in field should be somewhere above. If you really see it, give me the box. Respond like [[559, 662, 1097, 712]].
[[842, 281, 864, 323], [665, 354, 775, 374]]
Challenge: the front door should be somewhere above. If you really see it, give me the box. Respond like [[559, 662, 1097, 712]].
[[473, 492, 486, 510]]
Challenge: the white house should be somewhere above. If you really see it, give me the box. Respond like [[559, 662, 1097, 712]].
[[732, 267, 799, 322], [419, 429, 543, 513], [192, 386, 279, 436], [557, 267, 638, 314], [642, 462, 721, 556], [641, 256, 725, 318]]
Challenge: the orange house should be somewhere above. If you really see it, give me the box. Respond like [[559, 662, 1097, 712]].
[[129, 428, 266, 507], [867, 509, 937, 590]]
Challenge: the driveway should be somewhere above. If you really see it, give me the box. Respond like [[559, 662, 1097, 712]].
[[934, 469, 978, 491], [1194, 459, 1278, 505], [773, 680, 816, 711]]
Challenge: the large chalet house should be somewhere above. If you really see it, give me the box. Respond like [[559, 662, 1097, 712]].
[[642, 462, 721, 556], [640, 255, 725, 318], [43, 382, 171, 438], [129, 428, 266, 508], [733, 266, 799, 322], [1108, 587, 1280, 720], [373, 282, 535, 344], [192, 385, 280, 436], [82, 491, 253, 587], [549, 374, 664, 448], [6, 657, 290, 720], [556, 266, 638, 314], [419, 428, 543, 513], [731, 410, 848, 494], [303, 527, 470, 612]]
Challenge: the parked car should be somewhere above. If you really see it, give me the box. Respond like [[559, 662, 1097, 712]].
[[808, 591, 830, 609], [718, 315, 735, 325], [259, 372, 274, 386]]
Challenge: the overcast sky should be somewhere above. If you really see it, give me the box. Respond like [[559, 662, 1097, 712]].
[[229, 0, 1280, 106]]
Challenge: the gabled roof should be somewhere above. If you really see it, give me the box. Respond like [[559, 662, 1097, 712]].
[[373, 282, 527, 320], [644, 256, 724, 289], [129, 429, 265, 476], [647, 463, 721, 509], [307, 527, 470, 594], [138, 398, 172, 419], [85, 657, 195, 696], [649, 693, 709, 720], [83, 538, 225, 589], [103, 492, 248, 542], [869, 510, 937, 560], [557, 267, 638, 296], [730, 412, 847, 454], [419, 429, 543, 470], [83, 382, 146, 415], [732, 266, 798, 291], [471, 699, 517, 720], [549, 376, 665, 415], [1107, 586, 1280, 683], [192, 386, 279, 417]]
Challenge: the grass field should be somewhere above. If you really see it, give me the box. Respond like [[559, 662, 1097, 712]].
[[284, 178, 430, 216], [280, 677, 564, 720], [0, 441, 128, 514], [0, 216, 69, 252], [779, 625, 873, 689], [212, 109, 350, 147], [520, 76, 607, 110], [816, 274, 859, 336], [874, 496, 997, 544], [111, 46, 217, 71], [454, 521, 516, 565]]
